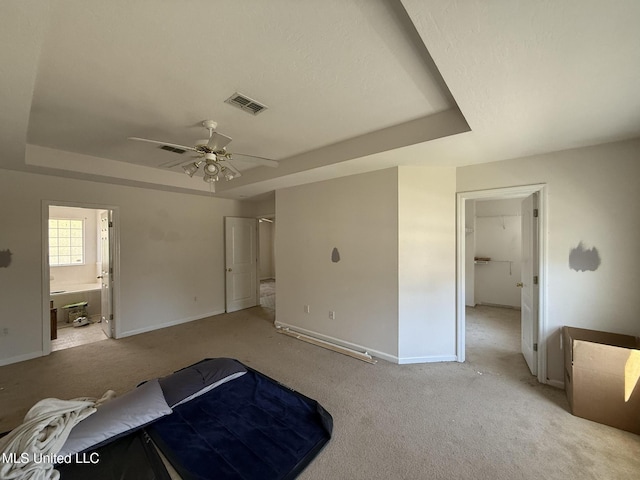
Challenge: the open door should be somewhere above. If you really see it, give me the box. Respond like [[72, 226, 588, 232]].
[[99, 210, 113, 338], [225, 217, 258, 313], [520, 193, 539, 375]]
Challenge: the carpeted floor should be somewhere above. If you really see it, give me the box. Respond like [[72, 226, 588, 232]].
[[0, 305, 638, 479]]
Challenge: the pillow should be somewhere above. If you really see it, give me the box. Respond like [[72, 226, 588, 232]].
[[158, 357, 247, 407], [58, 378, 172, 457]]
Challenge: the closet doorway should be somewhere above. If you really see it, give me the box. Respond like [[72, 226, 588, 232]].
[[456, 185, 547, 383]]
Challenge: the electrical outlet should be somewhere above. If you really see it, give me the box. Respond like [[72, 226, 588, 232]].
[[304, 305, 310, 314], [329, 311, 335, 320]]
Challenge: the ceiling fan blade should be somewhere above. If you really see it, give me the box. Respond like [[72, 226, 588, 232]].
[[128, 137, 198, 153], [232, 153, 279, 168], [159, 158, 197, 169], [220, 160, 242, 177], [207, 132, 232, 151]]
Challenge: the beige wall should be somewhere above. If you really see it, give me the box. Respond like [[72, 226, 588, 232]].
[[0, 168, 250, 365], [276, 168, 400, 359], [457, 138, 640, 384], [398, 166, 457, 362], [259, 220, 275, 279], [276, 166, 458, 363]]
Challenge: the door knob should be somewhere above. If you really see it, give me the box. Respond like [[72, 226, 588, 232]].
[[97, 275, 104, 279], [516, 282, 523, 287], [227, 268, 232, 272]]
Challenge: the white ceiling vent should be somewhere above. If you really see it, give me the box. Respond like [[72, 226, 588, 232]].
[[225, 92, 268, 115]]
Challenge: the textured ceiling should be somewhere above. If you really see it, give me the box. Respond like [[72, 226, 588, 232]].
[[2, 0, 640, 199]]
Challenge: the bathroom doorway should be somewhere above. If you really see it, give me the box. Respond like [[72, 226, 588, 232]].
[[42, 201, 119, 353]]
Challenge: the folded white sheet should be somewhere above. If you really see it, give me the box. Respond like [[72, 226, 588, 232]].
[[0, 391, 114, 480]]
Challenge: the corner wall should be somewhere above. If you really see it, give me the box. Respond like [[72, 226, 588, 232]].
[[275, 166, 458, 363], [457, 138, 640, 385], [275, 169, 399, 359], [397, 166, 457, 362]]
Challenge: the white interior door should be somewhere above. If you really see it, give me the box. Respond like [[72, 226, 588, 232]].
[[99, 211, 113, 338], [225, 217, 258, 313], [520, 193, 538, 375]]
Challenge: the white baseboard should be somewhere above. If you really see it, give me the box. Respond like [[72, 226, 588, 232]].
[[118, 309, 225, 338], [273, 322, 461, 365], [0, 350, 43, 367], [398, 355, 458, 364], [274, 321, 398, 363]]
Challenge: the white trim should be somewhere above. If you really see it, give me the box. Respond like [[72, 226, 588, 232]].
[[398, 355, 458, 364], [274, 320, 398, 364], [276, 327, 377, 363], [118, 310, 226, 338], [456, 184, 548, 385]]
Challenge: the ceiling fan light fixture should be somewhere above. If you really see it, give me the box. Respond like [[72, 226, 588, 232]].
[[130, 121, 272, 186], [203, 161, 220, 176], [183, 162, 200, 177]]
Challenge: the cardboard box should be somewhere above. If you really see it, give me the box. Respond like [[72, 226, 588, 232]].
[[563, 326, 640, 435]]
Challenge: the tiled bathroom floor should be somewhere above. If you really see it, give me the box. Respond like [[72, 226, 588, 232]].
[[51, 321, 109, 351]]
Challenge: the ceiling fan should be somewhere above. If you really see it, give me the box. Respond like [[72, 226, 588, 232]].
[[128, 120, 278, 183]]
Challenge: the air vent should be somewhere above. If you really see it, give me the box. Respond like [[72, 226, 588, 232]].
[[160, 145, 187, 154], [225, 92, 268, 115]]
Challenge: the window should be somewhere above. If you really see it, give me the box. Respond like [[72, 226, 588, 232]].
[[49, 218, 84, 266]]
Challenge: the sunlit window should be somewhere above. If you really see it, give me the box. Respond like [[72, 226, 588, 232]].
[[49, 218, 84, 266]]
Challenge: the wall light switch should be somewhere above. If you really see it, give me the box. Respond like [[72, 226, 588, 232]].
[[304, 305, 310, 313], [329, 311, 335, 320]]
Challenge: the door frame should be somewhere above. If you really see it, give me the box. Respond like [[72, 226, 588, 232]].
[[257, 215, 275, 279], [99, 209, 114, 338], [41, 200, 121, 354], [455, 184, 548, 384]]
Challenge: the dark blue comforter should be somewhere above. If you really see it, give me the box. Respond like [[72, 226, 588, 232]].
[[147, 366, 333, 480]]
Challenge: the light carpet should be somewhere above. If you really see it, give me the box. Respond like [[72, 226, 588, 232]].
[[0, 306, 638, 479]]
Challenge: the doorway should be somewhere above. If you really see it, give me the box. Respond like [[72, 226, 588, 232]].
[[258, 216, 275, 311], [456, 185, 547, 383], [42, 201, 119, 354]]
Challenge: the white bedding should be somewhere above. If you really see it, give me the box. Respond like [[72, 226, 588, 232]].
[[0, 391, 114, 480]]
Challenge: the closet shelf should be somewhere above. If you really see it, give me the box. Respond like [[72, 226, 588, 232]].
[[474, 259, 515, 275]]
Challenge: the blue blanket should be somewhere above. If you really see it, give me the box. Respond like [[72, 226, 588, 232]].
[[148, 365, 333, 480]]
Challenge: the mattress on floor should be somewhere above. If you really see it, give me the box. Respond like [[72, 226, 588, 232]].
[[57, 359, 332, 480], [148, 365, 333, 480]]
